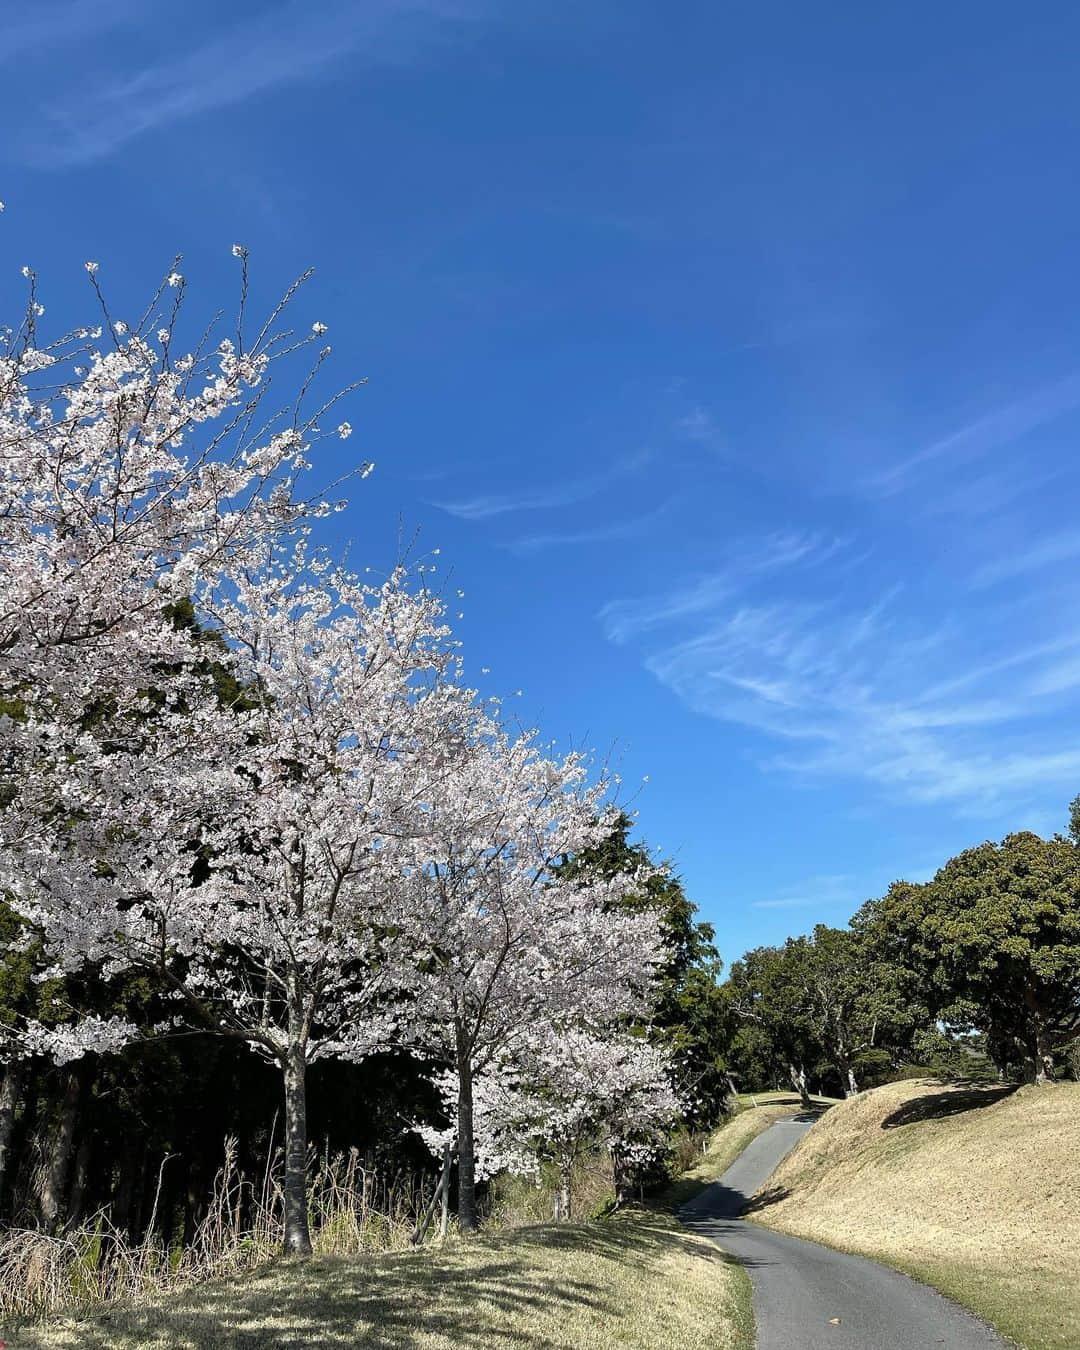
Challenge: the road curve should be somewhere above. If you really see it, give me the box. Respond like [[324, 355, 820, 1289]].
[[679, 1113, 1007, 1350]]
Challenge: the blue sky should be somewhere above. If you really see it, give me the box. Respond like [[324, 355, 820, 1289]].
[[5, 1, 1080, 965]]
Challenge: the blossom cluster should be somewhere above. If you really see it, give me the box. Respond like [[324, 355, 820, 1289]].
[[0, 259, 678, 1230]]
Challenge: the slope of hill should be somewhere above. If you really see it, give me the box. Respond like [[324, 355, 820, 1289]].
[[8, 1210, 751, 1350], [751, 1079, 1080, 1350]]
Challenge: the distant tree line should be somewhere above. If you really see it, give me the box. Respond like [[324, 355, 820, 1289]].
[[723, 819, 1080, 1099]]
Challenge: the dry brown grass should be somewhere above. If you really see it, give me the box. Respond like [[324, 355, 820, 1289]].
[[0, 1142, 420, 1325], [8, 1210, 752, 1349], [752, 1078, 1080, 1350]]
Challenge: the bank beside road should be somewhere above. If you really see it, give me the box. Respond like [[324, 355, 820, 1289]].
[[681, 1108, 1005, 1350], [752, 1079, 1080, 1350]]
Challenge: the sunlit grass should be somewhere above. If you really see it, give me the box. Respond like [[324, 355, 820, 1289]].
[[11, 1210, 752, 1349]]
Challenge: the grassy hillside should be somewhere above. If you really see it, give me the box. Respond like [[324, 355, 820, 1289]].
[[8, 1210, 751, 1350], [752, 1079, 1080, 1350]]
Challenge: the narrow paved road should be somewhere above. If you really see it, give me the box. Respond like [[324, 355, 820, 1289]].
[[679, 1113, 1007, 1350]]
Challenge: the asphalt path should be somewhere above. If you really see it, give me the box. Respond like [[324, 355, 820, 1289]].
[[679, 1112, 1007, 1350]]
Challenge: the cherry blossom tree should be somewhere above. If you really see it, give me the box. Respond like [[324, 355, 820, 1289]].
[[1, 252, 357, 697], [495, 1030, 678, 1221], [422, 1028, 680, 1222], [0, 249, 675, 1260], [0, 251, 360, 1023], [0, 253, 370, 1204], [4, 547, 456, 1254], [397, 722, 664, 1230]]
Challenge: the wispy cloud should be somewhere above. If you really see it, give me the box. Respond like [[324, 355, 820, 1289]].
[[600, 531, 845, 643], [972, 527, 1080, 588], [435, 449, 652, 521], [642, 595, 1075, 808], [604, 526, 1080, 812], [867, 371, 1080, 497], [29, 1, 486, 166], [916, 635, 1080, 703], [920, 462, 1068, 521], [509, 503, 671, 555], [751, 874, 855, 911]]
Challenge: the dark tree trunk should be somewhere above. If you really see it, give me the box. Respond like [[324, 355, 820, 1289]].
[[39, 1065, 82, 1233], [66, 1131, 93, 1227], [128, 1147, 151, 1243], [112, 1153, 136, 1236], [0, 1059, 25, 1210], [282, 1046, 313, 1256], [454, 1020, 477, 1233], [183, 1152, 204, 1247], [1023, 986, 1057, 1085]]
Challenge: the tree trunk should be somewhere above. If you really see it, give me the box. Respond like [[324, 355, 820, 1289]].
[[0, 1059, 25, 1210], [39, 1065, 82, 1234], [724, 1073, 740, 1114], [183, 1153, 204, 1246], [553, 1161, 572, 1222], [128, 1146, 150, 1243], [112, 1153, 136, 1236], [1023, 986, 1057, 1085], [836, 1053, 858, 1096], [612, 1149, 634, 1207], [788, 1062, 812, 1110], [66, 1132, 93, 1227], [281, 1046, 313, 1256], [454, 1021, 477, 1233], [439, 1142, 451, 1240], [1032, 1026, 1055, 1085]]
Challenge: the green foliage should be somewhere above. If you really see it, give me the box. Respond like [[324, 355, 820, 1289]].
[[725, 944, 817, 1092], [726, 923, 928, 1096], [1068, 793, 1080, 847], [862, 832, 1080, 1083]]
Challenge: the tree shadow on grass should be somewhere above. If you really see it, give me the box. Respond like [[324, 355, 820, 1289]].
[[880, 1083, 1018, 1129], [740, 1185, 790, 1216], [744, 1096, 833, 1113], [12, 1215, 742, 1350]]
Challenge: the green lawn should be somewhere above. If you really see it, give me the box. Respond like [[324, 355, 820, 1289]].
[[8, 1210, 751, 1350]]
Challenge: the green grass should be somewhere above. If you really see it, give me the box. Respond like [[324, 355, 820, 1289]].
[[9, 1210, 752, 1350], [752, 1079, 1080, 1350]]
